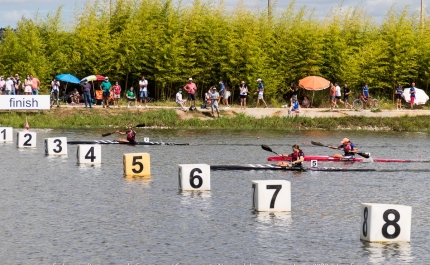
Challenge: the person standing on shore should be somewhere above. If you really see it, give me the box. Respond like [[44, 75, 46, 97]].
[[362, 83, 369, 100], [254, 78, 268, 108], [343, 83, 352, 109], [82, 81, 92, 108], [112, 81, 121, 108], [210, 86, 220, 117], [329, 82, 337, 110], [239, 81, 248, 110], [14, 74, 21, 95], [30, 74, 40, 95], [138, 75, 148, 108], [409, 82, 416, 110], [395, 84, 403, 110], [218, 80, 226, 105], [335, 82, 343, 107], [51, 78, 60, 108], [100, 77, 112, 108], [290, 82, 298, 103], [184, 77, 197, 108], [24, 75, 32, 95]]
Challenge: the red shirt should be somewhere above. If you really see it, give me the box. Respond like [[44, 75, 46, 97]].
[[184, 83, 196, 94], [31, 78, 40, 89]]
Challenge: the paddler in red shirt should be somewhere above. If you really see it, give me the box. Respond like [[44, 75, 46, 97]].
[[276, 144, 305, 168], [116, 125, 136, 143]]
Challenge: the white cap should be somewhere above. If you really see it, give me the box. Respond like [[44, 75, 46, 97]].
[[257, 78, 262, 82], [188, 78, 193, 81], [105, 76, 109, 80]]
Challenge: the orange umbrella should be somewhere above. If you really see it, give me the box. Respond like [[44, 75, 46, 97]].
[[299, 76, 330, 90], [298, 76, 330, 107]]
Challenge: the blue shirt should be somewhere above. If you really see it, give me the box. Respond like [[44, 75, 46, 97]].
[[258, 83, 264, 92], [219, 83, 225, 95], [363, 86, 369, 98], [396, 87, 403, 94], [292, 101, 299, 110], [338, 142, 356, 156], [410, 87, 416, 98]]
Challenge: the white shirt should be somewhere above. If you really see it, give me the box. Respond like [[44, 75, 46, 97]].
[[335, 85, 341, 97], [5, 79, 14, 91], [51, 80, 60, 92], [139, 79, 148, 92], [176, 92, 183, 103]]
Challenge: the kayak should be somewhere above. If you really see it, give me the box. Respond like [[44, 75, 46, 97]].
[[267, 155, 426, 163], [68, 140, 189, 145], [210, 164, 376, 171]]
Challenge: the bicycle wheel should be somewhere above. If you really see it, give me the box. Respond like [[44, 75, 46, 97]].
[[352, 99, 363, 110], [370, 99, 380, 110]]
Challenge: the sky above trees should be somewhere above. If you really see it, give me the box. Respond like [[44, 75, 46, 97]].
[[0, 0, 425, 28]]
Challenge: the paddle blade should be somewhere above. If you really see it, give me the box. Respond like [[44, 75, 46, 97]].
[[102, 132, 114, 137], [311, 141, 325, 147], [357, 152, 370, 158], [135, 124, 145, 128], [261, 145, 273, 152]]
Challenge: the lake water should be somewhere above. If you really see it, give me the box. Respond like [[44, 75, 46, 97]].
[[0, 128, 429, 264]]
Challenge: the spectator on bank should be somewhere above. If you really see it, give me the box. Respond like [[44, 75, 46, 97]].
[[239, 81, 248, 110], [139, 75, 148, 108], [301, 95, 310, 108], [126, 87, 137, 108], [30, 74, 40, 95], [410, 82, 416, 110], [395, 84, 403, 110], [100, 77, 112, 108], [210, 86, 220, 117], [184, 77, 197, 108], [51, 78, 60, 108], [218, 80, 226, 104], [0, 76, 5, 95], [112, 81, 121, 108], [72, 88, 81, 104], [176, 88, 187, 111], [288, 99, 301, 115], [14, 74, 21, 95], [223, 86, 231, 108], [5, 76, 14, 95], [343, 83, 352, 109], [82, 81, 92, 108], [290, 82, 298, 103], [329, 82, 337, 110], [254, 78, 268, 108], [24, 75, 32, 95]]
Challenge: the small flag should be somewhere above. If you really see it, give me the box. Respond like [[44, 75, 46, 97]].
[[25, 116, 30, 130]]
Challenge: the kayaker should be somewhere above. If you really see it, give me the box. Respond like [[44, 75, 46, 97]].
[[116, 125, 136, 144], [276, 144, 304, 168], [329, 138, 357, 158]]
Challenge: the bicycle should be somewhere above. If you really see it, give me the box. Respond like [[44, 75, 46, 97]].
[[352, 95, 381, 111]]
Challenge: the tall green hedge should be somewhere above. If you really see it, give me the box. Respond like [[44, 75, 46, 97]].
[[0, 0, 429, 106]]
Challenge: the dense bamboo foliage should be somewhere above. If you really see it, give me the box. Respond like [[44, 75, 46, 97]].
[[0, 0, 429, 105]]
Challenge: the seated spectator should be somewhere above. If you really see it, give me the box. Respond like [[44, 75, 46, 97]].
[[126, 87, 137, 108], [288, 99, 300, 115], [301, 95, 310, 108], [176, 88, 187, 111], [72, 88, 81, 104]]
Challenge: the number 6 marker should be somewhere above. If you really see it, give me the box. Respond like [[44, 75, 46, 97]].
[[178, 164, 210, 191]]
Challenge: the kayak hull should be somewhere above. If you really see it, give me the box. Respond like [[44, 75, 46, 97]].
[[267, 156, 425, 163], [68, 140, 189, 145], [211, 164, 376, 171]]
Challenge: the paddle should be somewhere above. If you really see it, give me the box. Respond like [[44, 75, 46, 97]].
[[311, 140, 370, 158], [261, 144, 280, 155], [102, 123, 145, 137]]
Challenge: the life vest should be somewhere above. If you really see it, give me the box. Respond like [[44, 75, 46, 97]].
[[126, 130, 136, 141]]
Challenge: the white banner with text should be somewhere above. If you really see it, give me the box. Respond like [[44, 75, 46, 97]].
[[0, 95, 51, 110]]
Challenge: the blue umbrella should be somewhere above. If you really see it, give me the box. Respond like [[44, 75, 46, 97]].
[[55, 74, 80, 84]]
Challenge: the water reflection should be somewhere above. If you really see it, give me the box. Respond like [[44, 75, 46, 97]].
[[254, 211, 292, 227], [362, 242, 413, 264], [123, 175, 152, 188]]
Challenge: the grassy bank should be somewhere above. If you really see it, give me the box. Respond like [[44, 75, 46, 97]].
[[1, 108, 430, 131]]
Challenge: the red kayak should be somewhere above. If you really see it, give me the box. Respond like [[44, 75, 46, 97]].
[[267, 155, 426, 163]]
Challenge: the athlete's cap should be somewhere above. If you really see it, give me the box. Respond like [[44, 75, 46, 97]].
[[256, 78, 262, 82], [188, 78, 193, 81], [341, 138, 350, 144]]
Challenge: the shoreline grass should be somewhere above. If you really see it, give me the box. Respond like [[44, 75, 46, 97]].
[[1, 109, 430, 131]]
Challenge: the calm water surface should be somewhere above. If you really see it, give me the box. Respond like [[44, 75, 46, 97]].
[[0, 129, 429, 264]]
